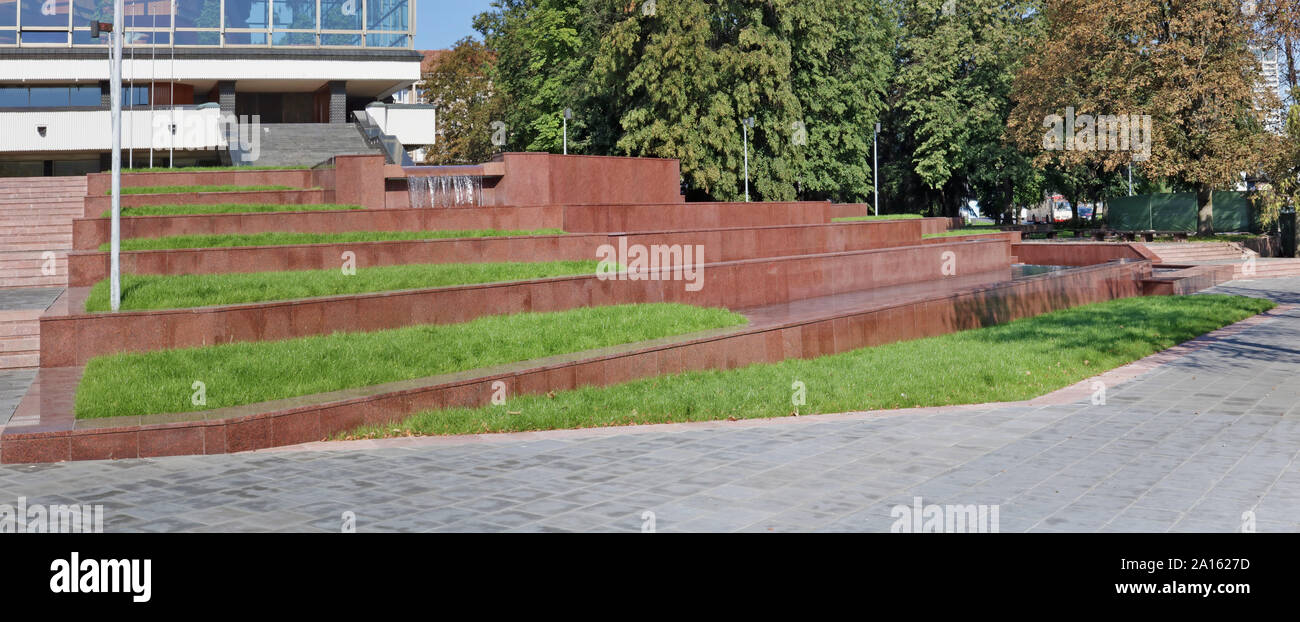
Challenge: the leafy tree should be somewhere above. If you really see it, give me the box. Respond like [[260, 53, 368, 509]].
[[419, 38, 502, 165], [1256, 104, 1300, 231], [474, 0, 590, 153], [782, 0, 895, 202], [591, 0, 803, 201], [891, 0, 1044, 217], [1010, 0, 1278, 235]]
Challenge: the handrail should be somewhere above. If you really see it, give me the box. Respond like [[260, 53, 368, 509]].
[[352, 110, 414, 166]]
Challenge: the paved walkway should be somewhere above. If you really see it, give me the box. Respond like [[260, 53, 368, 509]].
[[2, 279, 1299, 532]]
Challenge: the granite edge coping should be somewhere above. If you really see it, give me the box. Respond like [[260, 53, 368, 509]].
[[268, 303, 1299, 454], [4, 260, 1118, 441], [44, 237, 1014, 320]]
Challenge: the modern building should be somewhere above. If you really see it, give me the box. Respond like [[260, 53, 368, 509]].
[[0, 0, 436, 175], [1255, 44, 1286, 135]]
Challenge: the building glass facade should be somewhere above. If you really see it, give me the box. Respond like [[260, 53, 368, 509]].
[[0, 0, 412, 48]]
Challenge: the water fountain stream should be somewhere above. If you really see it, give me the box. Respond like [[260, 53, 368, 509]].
[[406, 174, 484, 208]]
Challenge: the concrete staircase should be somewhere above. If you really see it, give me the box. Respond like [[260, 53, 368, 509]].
[[0, 310, 41, 370], [1144, 242, 1300, 279], [1143, 242, 1250, 264], [0, 176, 84, 289], [237, 123, 384, 168]]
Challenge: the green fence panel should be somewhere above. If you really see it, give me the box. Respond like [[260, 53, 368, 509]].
[[1150, 192, 1196, 231], [1211, 191, 1252, 232], [1104, 191, 1254, 231], [1107, 195, 1150, 231]]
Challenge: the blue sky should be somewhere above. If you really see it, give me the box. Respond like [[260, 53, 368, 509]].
[[415, 1, 496, 50]]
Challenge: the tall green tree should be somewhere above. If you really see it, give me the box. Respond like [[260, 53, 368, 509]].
[[475, 0, 591, 153], [419, 38, 502, 165], [783, 0, 895, 202], [592, 0, 803, 201], [891, 0, 1044, 217], [1010, 0, 1278, 235]]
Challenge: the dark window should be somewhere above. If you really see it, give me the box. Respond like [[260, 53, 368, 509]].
[[0, 85, 100, 108], [0, 0, 15, 27], [29, 86, 70, 107], [20, 0, 69, 28], [22, 31, 68, 44], [122, 85, 149, 106], [225, 0, 269, 30], [69, 85, 99, 106], [174, 31, 220, 46], [320, 33, 360, 47], [224, 31, 267, 45], [0, 86, 26, 107]]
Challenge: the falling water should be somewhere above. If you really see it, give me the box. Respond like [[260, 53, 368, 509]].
[[407, 175, 483, 208]]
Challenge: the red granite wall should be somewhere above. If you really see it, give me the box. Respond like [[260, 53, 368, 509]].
[[3, 260, 1149, 463], [85, 169, 315, 196], [72, 206, 566, 250], [83, 190, 332, 218], [1012, 242, 1160, 266], [41, 239, 1013, 367], [71, 202, 855, 250], [66, 220, 926, 285]]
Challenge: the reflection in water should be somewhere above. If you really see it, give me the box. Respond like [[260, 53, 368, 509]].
[[1012, 264, 1070, 279]]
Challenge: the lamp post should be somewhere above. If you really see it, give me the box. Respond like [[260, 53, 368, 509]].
[[93, 6, 123, 312], [563, 108, 573, 155], [743, 117, 755, 202], [873, 122, 880, 216]]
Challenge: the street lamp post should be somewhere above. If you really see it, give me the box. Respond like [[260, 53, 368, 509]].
[[563, 108, 573, 155], [743, 117, 755, 202], [874, 122, 880, 216]]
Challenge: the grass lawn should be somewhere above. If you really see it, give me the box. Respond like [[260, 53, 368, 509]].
[[84, 260, 605, 312], [923, 225, 1002, 239], [113, 184, 300, 195], [832, 214, 923, 222], [122, 165, 300, 173], [108, 203, 362, 217], [343, 294, 1274, 438], [105, 228, 567, 251], [74, 303, 747, 419]]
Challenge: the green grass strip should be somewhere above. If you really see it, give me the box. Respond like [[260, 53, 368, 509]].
[[84, 260, 604, 312], [112, 184, 299, 195], [832, 214, 924, 222], [346, 295, 1274, 438], [923, 225, 1003, 238], [122, 165, 301, 173], [105, 229, 567, 251], [108, 203, 363, 218], [74, 303, 747, 419]]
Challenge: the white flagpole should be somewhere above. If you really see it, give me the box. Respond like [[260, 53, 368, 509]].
[[111, 0, 124, 312]]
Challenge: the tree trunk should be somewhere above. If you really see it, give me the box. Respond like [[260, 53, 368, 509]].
[[1004, 178, 1015, 225], [1195, 184, 1215, 237], [1284, 35, 1298, 93]]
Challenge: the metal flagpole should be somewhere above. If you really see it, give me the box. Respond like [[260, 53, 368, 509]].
[[111, 0, 124, 312], [874, 122, 880, 216], [169, 0, 175, 168], [149, 7, 156, 168], [127, 1, 134, 169]]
